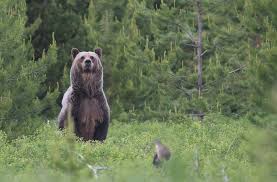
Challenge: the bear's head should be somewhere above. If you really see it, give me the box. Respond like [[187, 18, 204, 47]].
[[70, 48, 103, 94], [71, 48, 102, 74]]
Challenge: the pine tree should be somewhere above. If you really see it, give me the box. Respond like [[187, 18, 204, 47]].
[[202, 0, 276, 116], [0, 0, 59, 138], [26, 0, 90, 95]]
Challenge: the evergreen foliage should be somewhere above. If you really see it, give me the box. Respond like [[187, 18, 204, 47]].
[[82, 0, 277, 119], [26, 0, 90, 92], [0, 0, 59, 138]]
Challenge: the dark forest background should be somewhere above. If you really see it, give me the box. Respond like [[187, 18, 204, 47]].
[[0, 0, 276, 138]]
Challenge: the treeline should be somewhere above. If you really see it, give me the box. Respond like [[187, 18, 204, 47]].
[[0, 0, 276, 137]]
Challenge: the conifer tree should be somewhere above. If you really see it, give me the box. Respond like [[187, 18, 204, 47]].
[[0, 0, 59, 137], [26, 0, 90, 94]]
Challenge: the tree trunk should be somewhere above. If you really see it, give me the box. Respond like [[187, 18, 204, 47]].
[[196, 0, 203, 96]]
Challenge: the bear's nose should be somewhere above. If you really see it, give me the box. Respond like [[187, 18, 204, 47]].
[[85, 59, 91, 65]]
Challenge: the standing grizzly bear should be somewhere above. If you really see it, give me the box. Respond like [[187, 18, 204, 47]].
[[58, 48, 110, 141]]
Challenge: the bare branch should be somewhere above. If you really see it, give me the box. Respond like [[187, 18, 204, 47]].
[[75, 152, 110, 179], [229, 65, 246, 74], [87, 164, 110, 179], [175, 23, 195, 42], [201, 50, 208, 56], [185, 43, 197, 48]]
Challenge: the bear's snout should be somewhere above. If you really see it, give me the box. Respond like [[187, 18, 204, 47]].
[[83, 59, 94, 72], [85, 59, 92, 66]]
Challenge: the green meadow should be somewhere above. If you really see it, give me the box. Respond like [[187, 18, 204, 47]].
[[0, 114, 276, 181]]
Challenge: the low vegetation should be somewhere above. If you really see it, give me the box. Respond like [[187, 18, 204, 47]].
[[0, 114, 276, 181]]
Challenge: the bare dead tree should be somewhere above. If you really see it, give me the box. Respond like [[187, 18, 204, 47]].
[[196, 0, 203, 96]]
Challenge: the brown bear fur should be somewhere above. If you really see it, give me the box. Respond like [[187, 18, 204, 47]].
[[58, 48, 110, 141]]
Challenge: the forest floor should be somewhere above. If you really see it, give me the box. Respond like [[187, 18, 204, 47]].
[[0, 114, 276, 182]]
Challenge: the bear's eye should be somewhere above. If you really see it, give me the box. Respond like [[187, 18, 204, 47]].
[[81, 56, 85, 60]]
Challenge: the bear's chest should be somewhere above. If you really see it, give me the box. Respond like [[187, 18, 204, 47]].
[[77, 98, 103, 124], [73, 97, 103, 140]]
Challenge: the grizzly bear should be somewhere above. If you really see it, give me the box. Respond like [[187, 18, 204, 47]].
[[58, 48, 110, 141]]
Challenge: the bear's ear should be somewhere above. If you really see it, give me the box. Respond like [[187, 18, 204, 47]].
[[71, 48, 80, 60], [95, 48, 102, 59]]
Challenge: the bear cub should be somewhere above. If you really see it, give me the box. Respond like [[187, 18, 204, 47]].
[[58, 48, 110, 141]]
